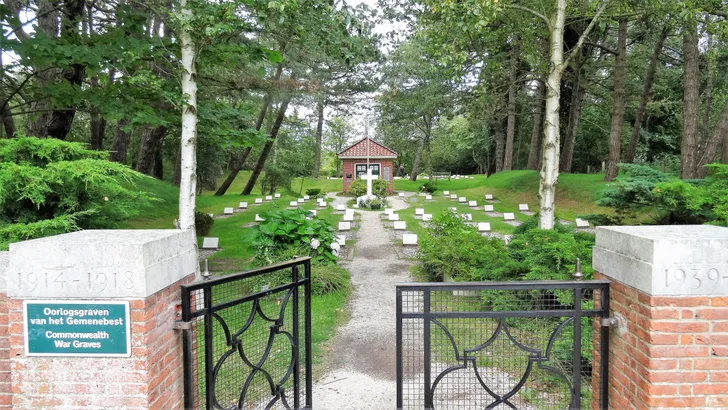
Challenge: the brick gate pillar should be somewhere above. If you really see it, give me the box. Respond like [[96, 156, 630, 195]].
[[592, 225, 728, 409], [3, 230, 197, 409]]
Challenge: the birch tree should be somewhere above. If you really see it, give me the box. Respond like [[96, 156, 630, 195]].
[[177, 0, 197, 230]]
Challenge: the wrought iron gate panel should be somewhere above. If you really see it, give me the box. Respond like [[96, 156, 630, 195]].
[[396, 280, 610, 410], [180, 258, 312, 410]]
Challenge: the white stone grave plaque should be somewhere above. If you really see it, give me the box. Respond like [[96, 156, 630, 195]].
[[384, 208, 394, 216], [304, 195, 310, 200], [336, 205, 346, 211], [274, 193, 281, 198], [255, 214, 265, 222], [388, 214, 400, 221], [343, 214, 354, 222], [399, 192, 405, 198], [576, 218, 590, 228], [298, 198, 305, 203], [239, 202, 248, 209], [519, 204, 529, 211], [289, 201, 298, 207], [425, 195, 433, 200], [336, 235, 346, 246], [449, 207, 457, 212], [477, 223, 491, 232], [255, 198, 263, 204], [265, 195, 273, 201], [208, 213, 214, 218], [338, 222, 351, 231], [485, 194, 493, 200], [484, 205, 494, 212], [504, 213, 516, 221], [461, 214, 473, 221], [443, 191, 450, 196], [458, 197, 467, 203], [402, 234, 418, 245], [223, 207, 234, 215], [468, 201, 477, 207], [470, 177, 474, 180], [202, 237, 219, 249], [422, 214, 433, 221], [394, 221, 406, 230], [309, 210, 317, 217], [415, 208, 425, 215], [450, 194, 457, 200]]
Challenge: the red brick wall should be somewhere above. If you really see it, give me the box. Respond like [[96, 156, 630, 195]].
[[0, 291, 9, 410], [593, 272, 728, 409], [341, 159, 394, 194], [8, 275, 193, 409]]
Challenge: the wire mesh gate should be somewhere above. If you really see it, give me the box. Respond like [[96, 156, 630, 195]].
[[179, 258, 312, 410], [396, 280, 610, 410]]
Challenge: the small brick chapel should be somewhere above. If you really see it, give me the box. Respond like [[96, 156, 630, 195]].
[[338, 137, 397, 194]]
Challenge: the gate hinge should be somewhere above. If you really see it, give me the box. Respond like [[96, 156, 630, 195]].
[[601, 317, 619, 327], [173, 320, 192, 330]]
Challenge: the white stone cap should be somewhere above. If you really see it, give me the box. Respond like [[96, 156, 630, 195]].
[[0, 251, 9, 294], [593, 225, 728, 296], [7, 230, 196, 299]]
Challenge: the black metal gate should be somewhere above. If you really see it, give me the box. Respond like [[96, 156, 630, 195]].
[[396, 280, 610, 410], [179, 257, 312, 410]]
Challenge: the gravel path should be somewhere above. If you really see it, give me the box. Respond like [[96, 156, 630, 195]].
[[313, 208, 413, 409]]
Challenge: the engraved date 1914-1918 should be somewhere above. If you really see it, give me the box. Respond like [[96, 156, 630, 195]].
[[16, 271, 134, 293], [665, 268, 728, 290]]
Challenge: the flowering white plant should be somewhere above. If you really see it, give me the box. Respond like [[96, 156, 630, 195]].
[[310, 238, 321, 250]]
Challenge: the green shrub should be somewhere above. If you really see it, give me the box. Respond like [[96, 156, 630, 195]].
[[0, 137, 154, 249], [419, 181, 438, 193], [311, 264, 350, 295], [349, 178, 388, 197], [596, 163, 673, 223], [306, 188, 321, 197], [195, 212, 215, 236], [358, 196, 384, 209], [260, 164, 292, 195], [252, 208, 337, 264]]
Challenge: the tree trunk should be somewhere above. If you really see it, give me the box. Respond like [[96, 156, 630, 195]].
[[559, 56, 584, 173], [625, 25, 668, 163], [680, 19, 700, 179], [173, 147, 182, 187], [136, 126, 167, 176], [527, 80, 544, 170], [313, 95, 324, 178], [697, 102, 728, 177], [214, 66, 282, 196], [701, 29, 714, 145], [89, 102, 107, 150], [241, 96, 292, 195], [604, 18, 628, 181], [153, 148, 164, 179], [503, 39, 520, 171], [110, 119, 131, 163], [409, 137, 424, 181], [0, 105, 15, 138], [494, 117, 506, 172], [177, 0, 197, 231]]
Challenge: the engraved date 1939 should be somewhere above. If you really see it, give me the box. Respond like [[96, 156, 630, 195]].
[[665, 268, 727, 289]]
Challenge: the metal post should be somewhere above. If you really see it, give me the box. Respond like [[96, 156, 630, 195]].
[[180, 288, 195, 409], [292, 264, 300, 409], [600, 285, 611, 410], [396, 288, 403, 409], [203, 288, 214, 410], [304, 260, 313, 408], [423, 290, 432, 410], [571, 286, 582, 410]]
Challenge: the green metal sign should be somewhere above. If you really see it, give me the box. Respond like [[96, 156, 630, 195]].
[[24, 300, 131, 357]]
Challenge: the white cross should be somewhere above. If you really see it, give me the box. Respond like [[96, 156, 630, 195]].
[[360, 167, 378, 197]]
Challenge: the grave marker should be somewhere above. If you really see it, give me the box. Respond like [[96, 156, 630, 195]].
[[303, 195, 310, 200], [388, 214, 400, 221], [289, 201, 298, 207], [460, 214, 473, 221], [298, 198, 305, 203], [477, 222, 491, 232], [338, 222, 351, 231], [576, 218, 590, 228], [239, 202, 248, 209], [422, 214, 433, 221], [485, 194, 493, 200], [458, 197, 467, 203], [201, 237, 219, 249], [274, 193, 281, 198], [450, 194, 458, 200], [255, 214, 265, 222], [394, 221, 406, 230], [415, 208, 425, 215], [449, 207, 457, 213], [483, 205, 494, 212], [309, 210, 317, 217], [335, 235, 346, 246], [468, 200, 477, 207], [265, 195, 273, 201], [402, 234, 418, 245], [519, 204, 529, 211], [223, 207, 234, 215], [255, 198, 263, 204], [336, 204, 346, 211], [425, 194, 433, 200], [343, 214, 354, 222], [443, 191, 450, 196], [503, 213, 515, 221], [384, 208, 394, 216], [398, 192, 405, 198]]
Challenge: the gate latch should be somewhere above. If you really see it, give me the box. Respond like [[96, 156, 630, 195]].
[[173, 320, 192, 330]]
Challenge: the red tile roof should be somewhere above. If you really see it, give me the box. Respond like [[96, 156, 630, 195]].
[[338, 137, 398, 158]]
